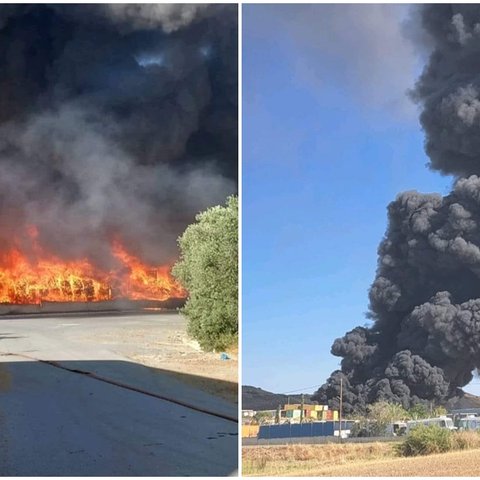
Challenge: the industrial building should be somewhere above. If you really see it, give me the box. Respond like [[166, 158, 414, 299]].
[[241, 402, 341, 439], [283, 403, 339, 421]]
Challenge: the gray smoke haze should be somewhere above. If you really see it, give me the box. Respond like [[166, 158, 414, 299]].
[[314, 5, 480, 412], [101, 4, 209, 33], [252, 4, 420, 118], [0, 4, 237, 269]]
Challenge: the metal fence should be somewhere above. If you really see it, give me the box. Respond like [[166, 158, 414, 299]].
[[243, 434, 401, 446], [256, 420, 354, 439]]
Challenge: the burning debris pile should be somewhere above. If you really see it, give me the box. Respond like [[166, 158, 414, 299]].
[[314, 5, 480, 412], [0, 229, 185, 303], [0, 5, 237, 304]]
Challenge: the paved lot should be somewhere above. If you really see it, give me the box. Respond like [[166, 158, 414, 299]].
[[0, 313, 238, 476]]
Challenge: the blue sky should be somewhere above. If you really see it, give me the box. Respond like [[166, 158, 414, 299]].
[[242, 5, 480, 397]]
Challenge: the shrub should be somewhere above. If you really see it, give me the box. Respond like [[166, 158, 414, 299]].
[[396, 425, 452, 456], [172, 196, 238, 351]]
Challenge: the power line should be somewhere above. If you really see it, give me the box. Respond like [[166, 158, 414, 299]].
[[278, 380, 480, 395], [282, 384, 323, 394]]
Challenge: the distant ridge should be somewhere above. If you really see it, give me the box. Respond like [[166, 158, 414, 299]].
[[243, 385, 480, 412], [447, 391, 480, 410], [242, 385, 314, 411]]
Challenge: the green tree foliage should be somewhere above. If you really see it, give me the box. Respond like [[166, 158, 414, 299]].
[[172, 196, 238, 351], [371, 401, 410, 423], [254, 411, 274, 425], [351, 401, 410, 437], [432, 406, 448, 417], [408, 404, 430, 420]]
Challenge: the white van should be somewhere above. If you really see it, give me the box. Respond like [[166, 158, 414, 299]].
[[457, 416, 480, 431], [406, 416, 455, 433]]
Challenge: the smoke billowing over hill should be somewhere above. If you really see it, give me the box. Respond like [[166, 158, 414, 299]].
[[314, 4, 480, 412]]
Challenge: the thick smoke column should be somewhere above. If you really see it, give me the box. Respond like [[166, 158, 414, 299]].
[[0, 4, 237, 270], [314, 4, 480, 412]]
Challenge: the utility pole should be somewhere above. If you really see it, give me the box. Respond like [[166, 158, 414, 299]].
[[339, 377, 343, 440], [300, 393, 304, 424], [275, 404, 281, 424]]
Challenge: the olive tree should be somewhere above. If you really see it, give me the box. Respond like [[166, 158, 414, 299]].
[[172, 196, 238, 351]]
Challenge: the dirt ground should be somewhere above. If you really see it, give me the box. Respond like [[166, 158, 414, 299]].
[[242, 443, 394, 476], [243, 444, 480, 476], [316, 448, 480, 477], [80, 312, 238, 404]]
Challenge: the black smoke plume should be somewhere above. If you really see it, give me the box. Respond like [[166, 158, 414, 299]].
[[0, 4, 237, 269], [314, 4, 480, 412]]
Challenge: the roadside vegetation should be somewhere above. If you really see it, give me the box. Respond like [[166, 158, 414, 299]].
[[242, 426, 480, 477], [243, 427, 480, 476], [243, 447, 480, 477], [351, 401, 447, 437], [173, 195, 238, 352], [396, 425, 480, 456], [242, 443, 394, 476]]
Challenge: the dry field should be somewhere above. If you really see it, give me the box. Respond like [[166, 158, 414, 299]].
[[243, 443, 395, 476], [242, 443, 480, 476]]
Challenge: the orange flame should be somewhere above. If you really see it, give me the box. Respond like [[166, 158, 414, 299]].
[[0, 229, 185, 304]]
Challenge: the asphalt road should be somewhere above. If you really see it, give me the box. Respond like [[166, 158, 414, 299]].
[[0, 313, 238, 476]]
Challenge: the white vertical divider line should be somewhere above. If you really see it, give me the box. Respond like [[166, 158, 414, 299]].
[[237, 0, 243, 476]]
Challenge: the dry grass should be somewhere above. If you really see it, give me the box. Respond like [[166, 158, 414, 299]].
[[316, 448, 480, 477], [452, 430, 480, 450], [242, 443, 395, 476], [243, 436, 480, 477]]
